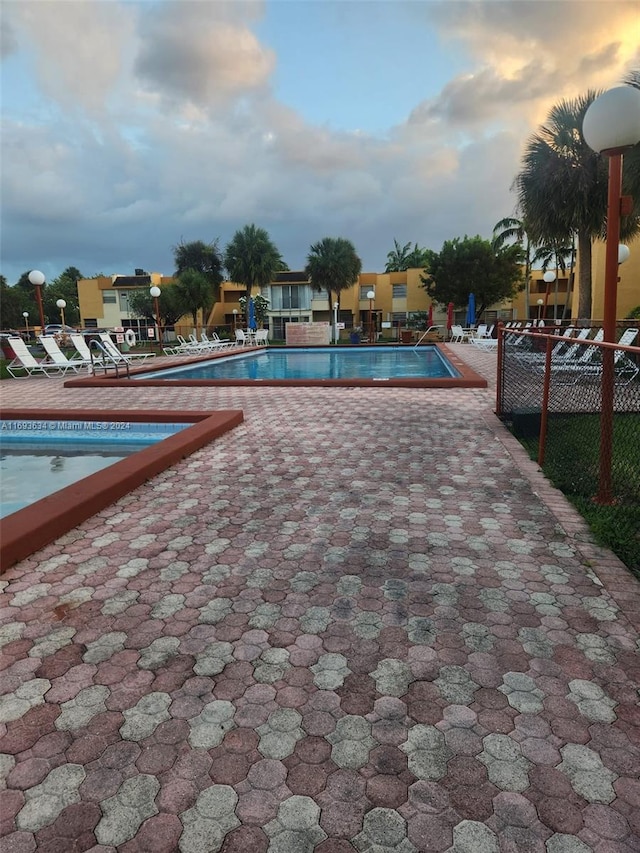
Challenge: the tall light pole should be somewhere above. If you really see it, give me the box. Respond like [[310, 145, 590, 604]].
[[150, 286, 161, 344], [333, 301, 339, 344], [22, 312, 29, 340], [28, 270, 46, 331], [536, 299, 544, 325], [232, 308, 238, 334], [367, 290, 375, 344], [56, 299, 67, 328], [582, 85, 640, 504], [542, 270, 555, 321]]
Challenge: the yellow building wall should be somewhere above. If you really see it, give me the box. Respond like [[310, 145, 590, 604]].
[[589, 238, 640, 320]]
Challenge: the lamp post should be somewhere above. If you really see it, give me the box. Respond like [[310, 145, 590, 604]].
[[536, 299, 544, 325], [367, 290, 375, 343], [232, 308, 238, 334], [582, 85, 640, 504], [542, 270, 555, 321], [333, 301, 339, 344], [22, 312, 29, 340], [150, 286, 161, 343], [28, 270, 46, 331], [56, 299, 67, 328]]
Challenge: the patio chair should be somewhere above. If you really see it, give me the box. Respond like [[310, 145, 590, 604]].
[[39, 335, 92, 373], [572, 328, 639, 385], [235, 329, 249, 346], [98, 333, 155, 363], [5, 337, 69, 378], [254, 330, 269, 346], [449, 325, 469, 343]]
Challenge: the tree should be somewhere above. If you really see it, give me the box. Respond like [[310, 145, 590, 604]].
[[0, 275, 29, 328], [174, 270, 214, 328], [514, 90, 640, 319], [421, 235, 523, 319], [385, 239, 431, 272], [43, 266, 82, 326], [532, 240, 575, 321], [305, 237, 362, 313], [127, 285, 183, 328], [224, 224, 282, 326], [492, 217, 534, 316], [173, 239, 224, 290]]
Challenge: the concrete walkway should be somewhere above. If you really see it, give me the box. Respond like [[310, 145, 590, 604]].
[[1, 346, 639, 852]]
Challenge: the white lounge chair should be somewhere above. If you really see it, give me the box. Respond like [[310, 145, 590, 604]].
[[449, 325, 469, 343], [5, 337, 68, 378], [254, 330, 269, 346], [569, 328, 639, 385], [39, 335, 92, 373], [98, 333, 154, 363]]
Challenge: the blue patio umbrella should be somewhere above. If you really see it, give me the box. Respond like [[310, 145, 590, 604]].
[[465, 292, 476, 327], [248, 297, 257, 331]]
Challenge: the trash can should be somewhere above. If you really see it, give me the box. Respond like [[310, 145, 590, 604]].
[[400, 330, 413, 344]]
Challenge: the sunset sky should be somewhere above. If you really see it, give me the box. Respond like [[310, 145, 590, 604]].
[[1, 0, 638, 284]]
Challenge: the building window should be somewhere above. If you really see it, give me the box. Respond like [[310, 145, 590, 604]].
[[359, 286, 372, 300], [391, 312, 408, 325], [392, 284, 407, 298], [119, 292, 131, 313], [271, 285, 311, 310], [102, 291, 117, 304], [312, 288, 329, 301]]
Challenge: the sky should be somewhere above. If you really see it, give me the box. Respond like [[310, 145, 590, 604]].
[[1, 0, 639, 285]]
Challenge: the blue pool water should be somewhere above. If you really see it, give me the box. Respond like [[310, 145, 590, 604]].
[[141, 346, 460, 381], [1, 420, 188, 517]]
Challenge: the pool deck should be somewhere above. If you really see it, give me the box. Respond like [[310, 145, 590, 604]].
[[1, 344, 639, 852]]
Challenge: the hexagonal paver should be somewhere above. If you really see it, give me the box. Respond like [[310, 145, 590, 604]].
[[188, 700, 236, 749], [179, 784, 240, 853], [257, 708, 304, 759], [120, 691, 172, 740], [55, 685, 110, 731], [311, 653, 351, 690], [557, 744, 616, 803], [353, 807, 416, 851], [16, 764, 86, 832], [566, 680, 617, 723], [371, 659, 414, 698], [0, 679, 51, 723], [95, 774, 160, 846], [477, 734, 531, 792], [401, 725, 452, 781], [264, 795, 327, 851], [498, 672, 544, 713], [327, 715, 375, 770]]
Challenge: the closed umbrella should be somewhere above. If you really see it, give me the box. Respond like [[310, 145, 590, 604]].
[[248, 297, 257, 331], [466, 293, 476, 328], [446, 302, 454, 330]]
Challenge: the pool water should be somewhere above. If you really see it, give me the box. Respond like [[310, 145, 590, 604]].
[[143, 346, 460, 381], [1, 420, 188, 517]]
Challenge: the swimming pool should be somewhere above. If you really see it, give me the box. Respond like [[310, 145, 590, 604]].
[[1, 420, 189, 517], [135, 346, 464, 383]]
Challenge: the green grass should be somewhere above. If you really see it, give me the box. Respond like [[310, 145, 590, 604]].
[[516, 412, 640, 577]]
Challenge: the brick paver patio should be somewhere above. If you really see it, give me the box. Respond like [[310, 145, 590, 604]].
[[1, 345, 639, 852]]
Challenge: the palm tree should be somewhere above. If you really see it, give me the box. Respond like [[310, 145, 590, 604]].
[[492, 216, 534, 316], [224, 225, 282, 327], [305, 237, 362, 314], [532, 240, 574, 320], [174, 270, 214, 330], [515, 91, 640, 319], [385, 239, 412, 272]]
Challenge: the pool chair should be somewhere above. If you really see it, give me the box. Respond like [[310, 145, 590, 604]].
[[470, 336, 498, 351], [201, 332, 236, 350], [5, 337, 69, 378], [98, 333, 155, 363], [235, 329, 249, 346], [556, 328, 639, 385], [254, 330, 269, 346], [162, 335, 198, 356], [39, 335, 93, 373], [449, 325, 470, 343]]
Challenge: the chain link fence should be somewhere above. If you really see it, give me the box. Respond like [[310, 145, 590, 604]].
[[497, 325, 640, 576]]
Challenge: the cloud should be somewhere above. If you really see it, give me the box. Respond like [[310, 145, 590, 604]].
[[134, 0, 275, 109], [0, 16, 18, 59], [7, 1, 137, 112]]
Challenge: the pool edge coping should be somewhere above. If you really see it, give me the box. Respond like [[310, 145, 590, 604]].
[[62, 344, 488, 389], [0, 408, 243, 572]]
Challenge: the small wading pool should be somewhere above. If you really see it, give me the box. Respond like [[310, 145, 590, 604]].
[[1, 420, 189, 517], [0, 408, 243, 571]]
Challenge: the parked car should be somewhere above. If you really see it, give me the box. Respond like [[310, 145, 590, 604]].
[[43, 324, 77, 335]]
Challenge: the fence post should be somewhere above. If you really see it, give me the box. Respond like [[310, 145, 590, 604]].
[[495, 322, 504, 416], [537, 334, 553, 467]]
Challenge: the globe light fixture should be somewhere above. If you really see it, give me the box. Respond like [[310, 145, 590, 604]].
[[582, 85, 640, 504], [150, 286, 161, 343], [536, 298, 544, 324], [22, 311, 29, 339], [618, 244, 630, 265], [28, 270, 46, 331], [367, 290, 376, 343], [56, 299, 67, 328], [333, 301, 339, 344]]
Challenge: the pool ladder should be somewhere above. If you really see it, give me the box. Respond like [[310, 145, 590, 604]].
[[89, 340, 131, 378]]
